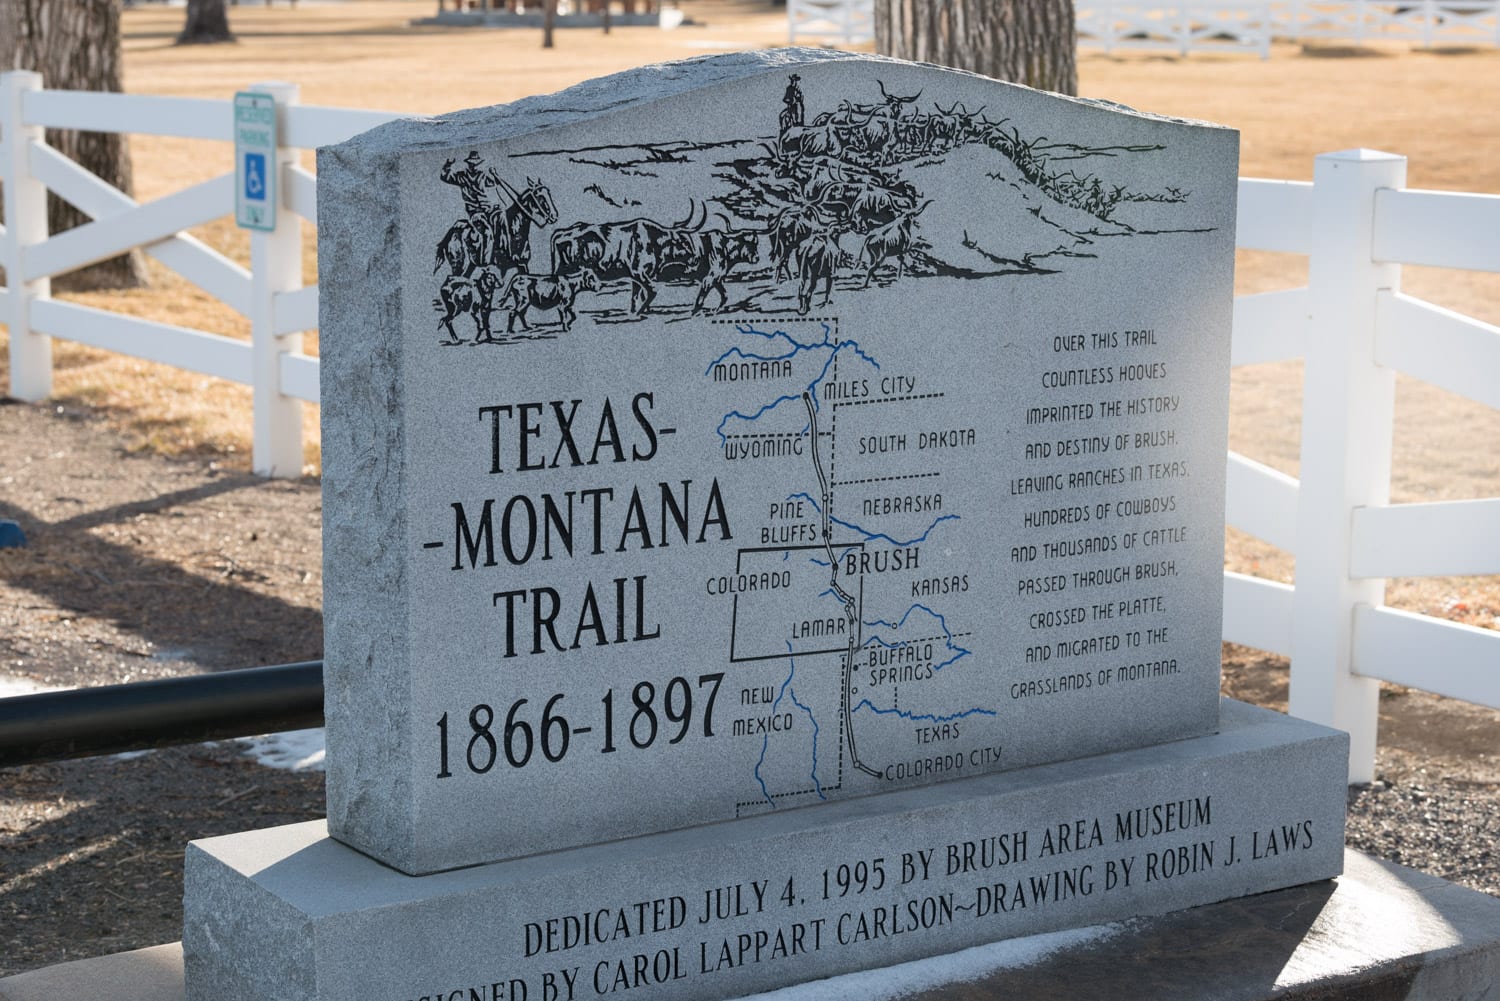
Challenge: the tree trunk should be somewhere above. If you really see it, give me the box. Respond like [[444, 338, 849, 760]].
[[874, 0, 1077, 96], [177, 0, 235, 45], [1, 0, 149, 290]]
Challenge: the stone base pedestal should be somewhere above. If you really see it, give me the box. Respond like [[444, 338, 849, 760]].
[[183, 701, 1348, 1001], [10, 852, 1500, 1001]]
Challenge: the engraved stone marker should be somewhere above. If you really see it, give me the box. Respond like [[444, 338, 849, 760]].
[[183, 51, 1350, 1001], [319, 49, 1238, 876]]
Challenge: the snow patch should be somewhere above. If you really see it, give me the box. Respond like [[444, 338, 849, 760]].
[[238, 728, 327, 772], [0, 675, 62, 698]]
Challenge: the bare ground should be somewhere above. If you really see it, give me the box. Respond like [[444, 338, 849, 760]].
[[0, 400, 325, 976], [1, 400, 1497, 977]]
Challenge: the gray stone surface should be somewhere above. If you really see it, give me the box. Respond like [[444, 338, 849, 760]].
[[319, 49, 1240, 875], [183, 701, 1344, 1001]]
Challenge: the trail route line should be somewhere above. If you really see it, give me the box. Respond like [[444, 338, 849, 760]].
[[705, 319, 993, 815]]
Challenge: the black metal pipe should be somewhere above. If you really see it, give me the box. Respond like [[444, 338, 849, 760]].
[[0, 661, 324, 767]]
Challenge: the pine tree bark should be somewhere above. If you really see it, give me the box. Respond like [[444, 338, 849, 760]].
[[874, 0, 1077, 97], [177, 0, 235, 45], [1, 0, 149, 290]]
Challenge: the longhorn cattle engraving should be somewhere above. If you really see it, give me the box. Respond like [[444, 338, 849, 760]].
[[426, 76, 1203, 342]]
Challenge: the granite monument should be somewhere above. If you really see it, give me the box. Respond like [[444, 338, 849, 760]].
[[321, 48, 1240, 875], [182, 49, 1348, 1001]]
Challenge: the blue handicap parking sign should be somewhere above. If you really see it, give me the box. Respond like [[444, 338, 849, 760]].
[[234, 91, 278, 231], [244, 152, 267, 202]]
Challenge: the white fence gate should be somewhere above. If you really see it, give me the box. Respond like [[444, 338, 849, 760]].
[[2, 73, 1498, 783]]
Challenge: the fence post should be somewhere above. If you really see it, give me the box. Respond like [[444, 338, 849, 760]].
[[247, 81, 304, 479], [2, 70, 53, 403], [1290, 149, 1405, 785]]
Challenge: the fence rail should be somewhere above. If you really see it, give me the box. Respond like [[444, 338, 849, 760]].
[[0, 662, 324, 767], [3, 73, 1498, 783]]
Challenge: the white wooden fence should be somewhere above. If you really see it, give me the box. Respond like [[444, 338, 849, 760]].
[[3, 73, 1498, 782], [1076, 0, 1500, 56], [787, 0, 874, 45], [0, 72, 399, 477], [1227, 150, 1500, 782], [785, 0, 1500, 53]]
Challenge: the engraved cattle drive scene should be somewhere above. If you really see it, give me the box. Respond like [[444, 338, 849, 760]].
[[431, 76, 1212, 343]]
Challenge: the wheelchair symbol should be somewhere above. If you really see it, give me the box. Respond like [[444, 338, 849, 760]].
[[244, 152, 267, 202]]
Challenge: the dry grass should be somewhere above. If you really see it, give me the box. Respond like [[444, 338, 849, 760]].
[[0, 0, 1496, 623]]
